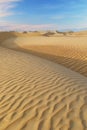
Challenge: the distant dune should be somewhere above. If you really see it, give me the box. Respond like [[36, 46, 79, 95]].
[[0, 31, 87, 130]]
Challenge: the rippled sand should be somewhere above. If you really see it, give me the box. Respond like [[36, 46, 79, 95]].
[[0, 31, 87, 130]]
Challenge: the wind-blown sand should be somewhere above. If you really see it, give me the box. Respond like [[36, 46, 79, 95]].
[[0, 31, 87, 130]]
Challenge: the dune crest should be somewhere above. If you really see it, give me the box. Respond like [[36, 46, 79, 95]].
[[3, 34, 87, 77]]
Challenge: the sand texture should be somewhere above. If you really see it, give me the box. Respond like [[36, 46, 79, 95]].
[[0, 31, 87, 130], [15, 36, 87, 77]]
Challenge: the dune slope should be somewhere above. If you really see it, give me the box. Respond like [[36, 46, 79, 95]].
[[0, 32, 87, 130], [14, 36, 87, 77]]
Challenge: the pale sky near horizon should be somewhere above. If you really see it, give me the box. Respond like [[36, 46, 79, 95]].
[[0, 0, 87, 31]]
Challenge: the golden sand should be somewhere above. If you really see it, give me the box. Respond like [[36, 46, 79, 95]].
[[0, 31, 87, 130]]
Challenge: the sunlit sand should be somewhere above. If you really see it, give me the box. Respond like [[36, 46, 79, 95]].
[[0, 31, 87, 130]]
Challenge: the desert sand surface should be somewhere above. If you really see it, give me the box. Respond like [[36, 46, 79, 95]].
[[3, 31, 87, 77], [0, 31, 87, 130]]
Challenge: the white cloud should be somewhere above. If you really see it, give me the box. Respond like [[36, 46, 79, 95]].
[[0, 0, 21, 17], [0, 21, 87, 31], [0, 0, 20, 3], [0, 22, 57, 31]]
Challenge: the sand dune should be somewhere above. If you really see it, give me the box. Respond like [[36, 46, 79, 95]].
[[0, 32, 87, 130], [4, 34, 87, 77]]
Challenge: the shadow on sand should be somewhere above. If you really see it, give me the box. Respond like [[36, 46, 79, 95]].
[[0, 32, 87, 78]]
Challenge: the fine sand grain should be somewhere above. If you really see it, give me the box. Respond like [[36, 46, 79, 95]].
[[0, 32, 87, 130]]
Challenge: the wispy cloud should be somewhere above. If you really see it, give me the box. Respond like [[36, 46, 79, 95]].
[[0, 0, 21, 17], [0, 22, 57, 31], [50, 14, 87, 20], [0, 21, 87, 31], [51, 15, 65, 20]]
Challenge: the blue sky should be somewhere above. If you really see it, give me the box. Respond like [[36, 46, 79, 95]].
[[0, 0, 87, 31]]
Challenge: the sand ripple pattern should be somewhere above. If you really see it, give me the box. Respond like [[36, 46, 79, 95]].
[[14, 36, 87, 77], [0, 45, 87, 130]]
